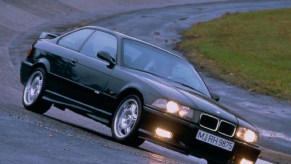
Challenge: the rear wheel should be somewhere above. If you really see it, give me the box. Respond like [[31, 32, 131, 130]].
[[111, 95, 145, 147], [22, 68, 52, 114]]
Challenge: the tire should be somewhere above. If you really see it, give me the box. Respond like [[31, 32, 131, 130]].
[[111, 95, 145, 147], [22, 68, 52, 114]]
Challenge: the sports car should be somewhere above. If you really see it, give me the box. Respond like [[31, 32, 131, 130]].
[[20, 26, 260, 163]]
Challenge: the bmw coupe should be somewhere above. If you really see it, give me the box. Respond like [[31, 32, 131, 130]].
[[20, 26, 260, 163]]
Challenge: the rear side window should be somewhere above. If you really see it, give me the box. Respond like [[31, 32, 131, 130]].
[[58, 29, 94, 51]]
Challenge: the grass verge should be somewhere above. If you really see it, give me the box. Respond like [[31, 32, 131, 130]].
[[179, 8, 291, 102]]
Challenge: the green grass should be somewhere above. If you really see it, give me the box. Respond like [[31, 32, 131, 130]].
[[179, 9, 291, 102]]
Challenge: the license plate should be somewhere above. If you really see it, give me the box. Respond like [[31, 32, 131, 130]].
[[196, 130, 235, 151]]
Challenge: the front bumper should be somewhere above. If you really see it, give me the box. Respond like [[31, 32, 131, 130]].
[[138, 105, 261, 163]]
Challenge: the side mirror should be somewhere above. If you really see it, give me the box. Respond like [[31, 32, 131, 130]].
[[211, 93, 220, 102], [97, 51, 115, 68]]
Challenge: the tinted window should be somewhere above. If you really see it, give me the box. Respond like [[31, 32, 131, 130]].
[[122, 39, 210, 97], [58, 29, 94, 51], [80, 31, 117, 59]]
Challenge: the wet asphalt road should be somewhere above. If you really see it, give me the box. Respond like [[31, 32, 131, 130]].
[[1, 0, 291, 163]]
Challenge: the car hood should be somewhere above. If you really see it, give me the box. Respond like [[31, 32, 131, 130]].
[[172, 85, 257, 131], [129, 69, 255, 128], [173, 85, 239, 124]]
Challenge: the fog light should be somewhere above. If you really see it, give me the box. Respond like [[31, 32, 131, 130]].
[[155, 127, 173, 139], [240, 158, 254, 164]]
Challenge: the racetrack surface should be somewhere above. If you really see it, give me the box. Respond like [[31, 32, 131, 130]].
[[1, 0, 291, 163]]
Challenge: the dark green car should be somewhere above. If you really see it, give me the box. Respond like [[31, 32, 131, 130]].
[[20, 26, 260, 164]]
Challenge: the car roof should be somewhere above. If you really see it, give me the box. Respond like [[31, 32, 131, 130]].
[[80, 26, 189, 63]]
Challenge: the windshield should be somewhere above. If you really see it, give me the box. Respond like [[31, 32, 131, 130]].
[[122, 39, 210, 97]]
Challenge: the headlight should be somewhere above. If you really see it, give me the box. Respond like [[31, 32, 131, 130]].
[[166, 101, 179, 113], [236, 127, 258, 143], [152, 98, 194, 121]]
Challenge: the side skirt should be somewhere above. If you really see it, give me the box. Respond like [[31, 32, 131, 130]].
[[42, 90, 112, 126]]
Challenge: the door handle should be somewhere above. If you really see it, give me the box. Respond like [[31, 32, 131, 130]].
[[70, 58, 78, 65]]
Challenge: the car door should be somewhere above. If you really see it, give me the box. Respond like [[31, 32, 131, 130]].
[[46, 28, 94, 93], [62, 30, 118, 115]]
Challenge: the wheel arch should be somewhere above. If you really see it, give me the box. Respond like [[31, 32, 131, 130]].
[[29, 58, 50, 75], [116, 87, 144, 106]]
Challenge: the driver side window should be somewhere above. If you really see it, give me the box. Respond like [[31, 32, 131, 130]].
[[80, 31, 117, 60]]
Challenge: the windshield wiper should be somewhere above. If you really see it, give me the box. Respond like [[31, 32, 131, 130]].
[[129, 68, 166, 79], [129, 67, 205, 96], [172, 81, 205, 96]]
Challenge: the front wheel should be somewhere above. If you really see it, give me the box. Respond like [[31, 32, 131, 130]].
[[111, 95, 145, 147], [22, 68, 52, 114]]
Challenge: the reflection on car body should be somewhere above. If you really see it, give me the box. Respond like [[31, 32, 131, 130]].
[[20, 26, 260, 164]]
